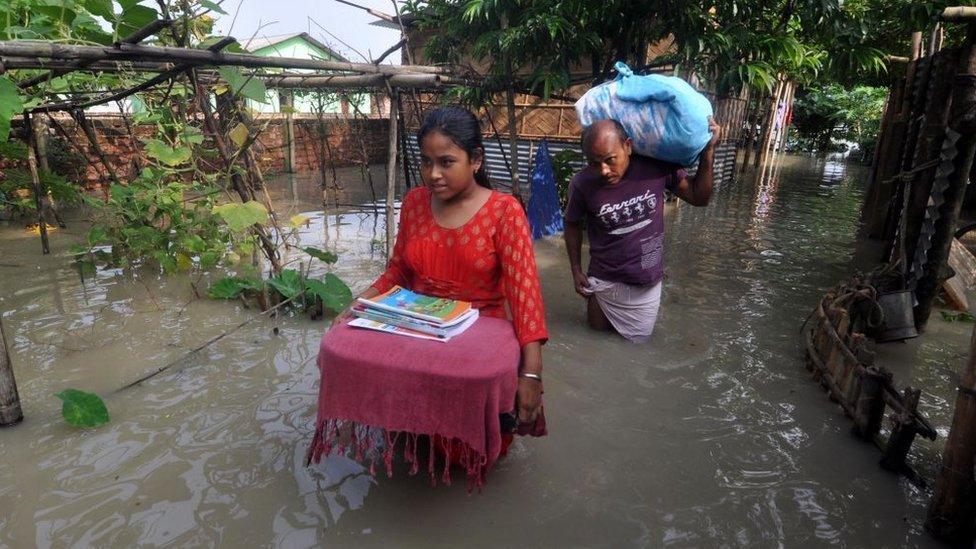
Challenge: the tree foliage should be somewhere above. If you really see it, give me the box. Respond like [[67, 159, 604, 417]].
[[790, 84, 888, 158], [404, 0, 976, 97]]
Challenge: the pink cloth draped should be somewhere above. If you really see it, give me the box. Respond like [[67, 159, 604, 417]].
[[307, 317, 546, 488]]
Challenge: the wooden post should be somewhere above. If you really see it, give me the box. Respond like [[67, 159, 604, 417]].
[[0, 316, 22, 426], [26, 141, 50, 255], [282, 90, 296, 174], [853, 367, 887, 440], [71, 109, 122, 187], [915, 25, 976, 328], [755, 78, 785, 168], [506, 83, 522, 201], [29, 115, 66, 229], [927, 322, 976, 543], [880, 387, 921, 472], [385, 89, 399, 259]]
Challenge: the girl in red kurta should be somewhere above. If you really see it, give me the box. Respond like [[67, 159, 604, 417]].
[[336, 106, 548, 447]]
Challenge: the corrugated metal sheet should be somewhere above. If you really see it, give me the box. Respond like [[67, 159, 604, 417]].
[[402, 135, 737, 194], [404, 135, 585, 197]]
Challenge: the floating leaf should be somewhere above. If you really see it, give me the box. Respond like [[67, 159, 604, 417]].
[[213, 201, 268, 231], [303, 246, 338, 264], [268, 269, 304, 299], [289, 214, 311, 229], [145, 139, 191, 166], [217, 66, 268, 104], [229, 122, 249, 148], [0, 76, 24, 143], [207, 276, 262, 299], [306, 274, 352, 313], [55, 389, 109, 428]]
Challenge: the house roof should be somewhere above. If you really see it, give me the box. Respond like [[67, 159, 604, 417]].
[[243, 32, 348, 62], [369, 13, 418, 30]]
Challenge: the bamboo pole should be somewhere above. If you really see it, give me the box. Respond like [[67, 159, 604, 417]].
[[0, 316, 22, 426], [926, 322, 976, 543], [0, 40, 450, 75], [914, 26, 976, 328], [942, 7, 976, 21], [755, 78, 785, 168], [26, 142, 50, 255], [506, 83, 522, 201], [282, 91, 296, 174], [385, 89, 399, 258]]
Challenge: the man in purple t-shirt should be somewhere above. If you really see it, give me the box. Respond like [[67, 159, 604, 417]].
[[564, 118, 720, 342]]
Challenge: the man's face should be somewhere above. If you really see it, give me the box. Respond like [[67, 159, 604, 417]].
[[584, 132, 632, 185]]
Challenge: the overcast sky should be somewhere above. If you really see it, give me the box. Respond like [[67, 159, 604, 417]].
[[212, 0, 404, 64]]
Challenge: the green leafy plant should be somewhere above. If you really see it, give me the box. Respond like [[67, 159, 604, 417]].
[[940, 311, 976, 324], [55, 389, 109, 428]]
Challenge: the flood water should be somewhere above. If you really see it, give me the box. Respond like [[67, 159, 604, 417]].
[[0, 155, 971, 547]]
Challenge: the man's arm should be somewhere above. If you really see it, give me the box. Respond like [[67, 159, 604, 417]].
[[672, 117, 722, 207], [564, 221, 590, 296]]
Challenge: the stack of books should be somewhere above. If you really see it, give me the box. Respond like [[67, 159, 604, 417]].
[[348, 285, 479, 342]]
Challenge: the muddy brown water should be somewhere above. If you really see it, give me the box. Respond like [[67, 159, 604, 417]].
[[0, 156, 971, 547]]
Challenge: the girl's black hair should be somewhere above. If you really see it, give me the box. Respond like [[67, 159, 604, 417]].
[[417, 106, 491, 189]]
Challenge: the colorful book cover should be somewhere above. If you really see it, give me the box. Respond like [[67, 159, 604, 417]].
[[357, 286, 473, 326], [348, 318, 449, 342], [353, 307, 479, 338]]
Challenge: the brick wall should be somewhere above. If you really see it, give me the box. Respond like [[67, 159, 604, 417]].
[[31, 115, 390, 189]]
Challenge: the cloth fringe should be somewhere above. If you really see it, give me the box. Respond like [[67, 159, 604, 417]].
[[306, 418, 489, 491]]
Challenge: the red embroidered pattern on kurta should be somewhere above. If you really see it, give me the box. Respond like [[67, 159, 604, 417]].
[[372, 187, 548, 347]]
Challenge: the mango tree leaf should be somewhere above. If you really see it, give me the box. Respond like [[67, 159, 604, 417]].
[[305, 274, 352, 313], [303, 246, 338, 264], [268, 269, 304, 299], [145, 139, 191, 166], [0, 76, 24, 143], [207, 276, 262, 299], [213, 201, 268, 231], [229, 122, 248, 147], [217, 66, 268, 104], [55, 389, 109, 428]]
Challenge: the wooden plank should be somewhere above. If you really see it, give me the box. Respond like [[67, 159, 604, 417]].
[[945, 237, 976, 311]]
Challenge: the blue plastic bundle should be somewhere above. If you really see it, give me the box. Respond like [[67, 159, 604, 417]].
[[575, 62, 714, 166]]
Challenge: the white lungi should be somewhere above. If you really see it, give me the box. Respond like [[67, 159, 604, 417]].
[[582, 276, 662, 343]]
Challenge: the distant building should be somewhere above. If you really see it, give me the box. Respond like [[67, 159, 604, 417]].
[[243, 32, 374, 116]]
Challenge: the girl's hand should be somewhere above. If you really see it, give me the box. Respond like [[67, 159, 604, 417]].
[[516, 377, 542, 424]]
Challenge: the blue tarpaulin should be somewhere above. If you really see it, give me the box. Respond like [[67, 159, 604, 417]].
[[526, 140, 564, 240]]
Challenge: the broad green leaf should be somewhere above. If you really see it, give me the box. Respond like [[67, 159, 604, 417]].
[[207, 276, 262, 299], [0, 76, 24, 143], [181, 234, 207, 253], [55, 389, 109, 428], [217, 67, 268, 104], [306, 274, 352, 313], [182, 125, 205, 145], [289, 214, 311, 228], [87, 226, 108, 246], [268, 269, 304, 300], [145, 139, 191, 166], [229, 122, 248, 147], [199, 0, 227, 14], [213, 201, 268, 231], [303, 246, 338, 264], [116, 4, 158, 36], [176, 253, 193, 272], [83, 0, 114, 19]]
